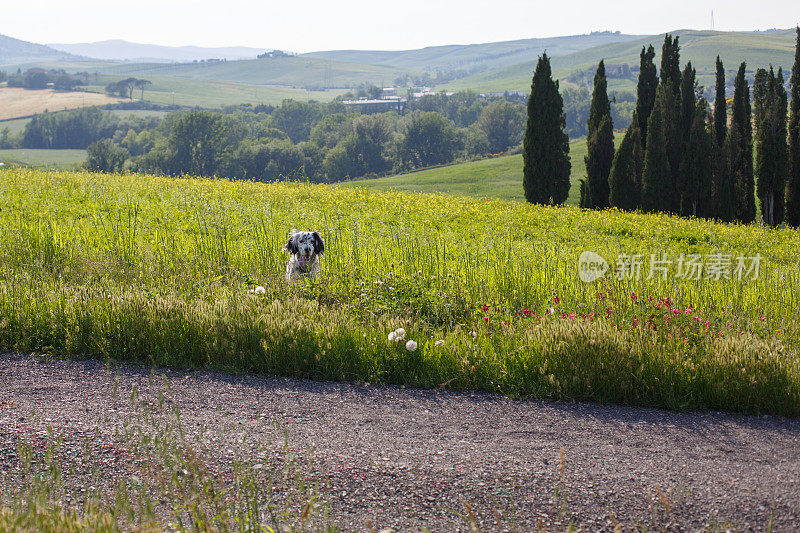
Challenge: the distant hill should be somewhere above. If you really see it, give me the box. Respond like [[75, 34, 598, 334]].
[[6, 29, 796, 106], [303, 32, 643, 73], [27, 55, 417, 90], [47, 40, 269, 62], [441, 29, 798, 93], [0, 33, 80, 65]]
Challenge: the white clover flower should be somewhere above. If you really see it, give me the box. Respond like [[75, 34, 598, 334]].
[[388, 331, 397, 342], [434, 340, 445, 347], [405, 340, 418, 352], [255, 286, 266, 294], [395, 328, 406, 338]]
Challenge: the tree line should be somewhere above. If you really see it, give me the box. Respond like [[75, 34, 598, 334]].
[[523, 28, 800, 228], [85, 98, 527, 179], [3, 68, 85, 91]]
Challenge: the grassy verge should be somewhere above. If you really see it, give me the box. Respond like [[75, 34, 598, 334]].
[[0, 168, 798, 415]]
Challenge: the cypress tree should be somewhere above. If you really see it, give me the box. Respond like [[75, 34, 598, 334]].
[[585, 114, 615, 209], [678, 62, 697, 211], [609, 111, 644, 211], [713, 57, 727, 149], [680, 62, 697, 141], [636, 45, 658, 148], [523, 53, 571, 205], [679, 99, 713, 218], [712, 56, 735, 222], [587, 60, 611, 137], [641, 87, 672, 213], [729, 62, 756, 223], [660, 34, 681, 94], [579, 179, 592, 208], [660, 78, 682, 213], [753, 68, 769, 135], [756, 66, 788, 227], [655, 35, 682, 213], [584, 61, 614, 209], [787, 27, 800, 227]]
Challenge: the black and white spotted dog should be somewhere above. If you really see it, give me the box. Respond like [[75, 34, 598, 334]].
[[284, 230, 324, 282]]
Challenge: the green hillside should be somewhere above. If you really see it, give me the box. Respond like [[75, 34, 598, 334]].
[[304, 32, 643, 72], [344, 136, 606, 205], [82, 75, 347, 107], [17, 55, 417, 90], [442, 29, 798, 93], [6, 29, 796, 108]]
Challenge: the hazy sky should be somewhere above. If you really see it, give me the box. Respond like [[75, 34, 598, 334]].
[[4, 0, 799, 52]]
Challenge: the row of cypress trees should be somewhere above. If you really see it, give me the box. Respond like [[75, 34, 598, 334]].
[[522, 28, 800, 228]]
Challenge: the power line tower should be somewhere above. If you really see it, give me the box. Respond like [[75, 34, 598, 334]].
[[710, 10, 715, 31]]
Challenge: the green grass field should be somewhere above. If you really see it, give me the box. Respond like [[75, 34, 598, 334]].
[[81, 75, 348, 108], [93, 56, 415, 88], [0, 149, 86, 168], [1, 168, 797, 416], [345, 137, 600, 205], [0, 116, 33, 134]]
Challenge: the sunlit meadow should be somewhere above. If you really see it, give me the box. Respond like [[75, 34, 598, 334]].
[[1, 167, 798, 415]]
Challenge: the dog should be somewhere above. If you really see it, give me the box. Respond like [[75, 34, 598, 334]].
[[284, 230, 324, 282]]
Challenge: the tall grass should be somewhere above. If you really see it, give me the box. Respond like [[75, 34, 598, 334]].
[[0, 167, 798, 414]]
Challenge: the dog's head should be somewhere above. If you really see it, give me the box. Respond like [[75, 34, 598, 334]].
[[284, 230, 324, 267]]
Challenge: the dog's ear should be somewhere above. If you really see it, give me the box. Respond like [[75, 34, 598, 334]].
[[312, 231, 324, 255], [284, 234, 297, 254]]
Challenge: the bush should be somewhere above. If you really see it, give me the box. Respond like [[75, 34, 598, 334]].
[[86, 139, 128, 173]]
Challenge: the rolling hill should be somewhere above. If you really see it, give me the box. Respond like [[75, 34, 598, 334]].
[[441, 29, 798, 93], [47, 40, 268, 62], [5, 55, 417, 91], [303, 31, 643, 72], [0, 33, 81, 65], [80, 55, 417, 89], [6, 29, 797, 100]]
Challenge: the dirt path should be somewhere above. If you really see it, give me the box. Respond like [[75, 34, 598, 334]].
[[1, 352, 799, 531]]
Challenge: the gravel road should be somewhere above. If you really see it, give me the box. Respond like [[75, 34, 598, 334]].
[[1, 352, 799, 531]]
